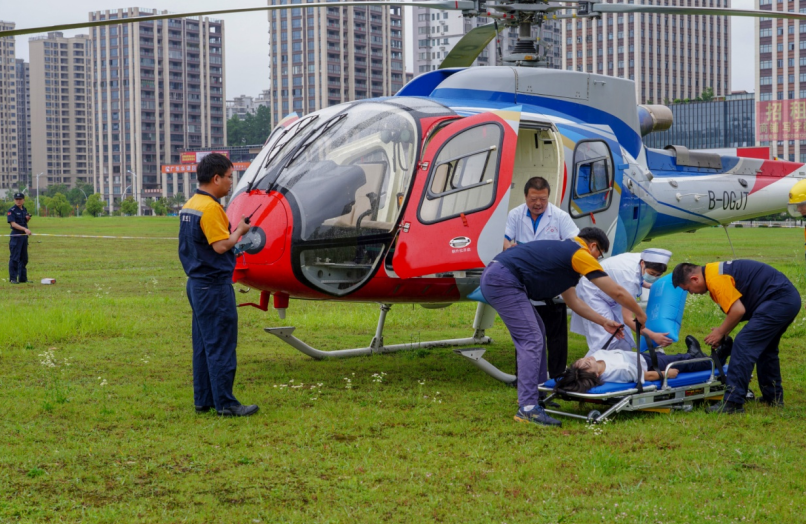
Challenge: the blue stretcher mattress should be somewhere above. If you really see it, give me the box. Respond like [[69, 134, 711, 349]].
[[543, 366, 727, 395]]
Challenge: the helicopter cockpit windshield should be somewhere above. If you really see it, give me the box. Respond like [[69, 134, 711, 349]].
[[275, 102, 418, 241], [250, 98, 453, 296]]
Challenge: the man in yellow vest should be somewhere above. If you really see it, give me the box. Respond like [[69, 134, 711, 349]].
[[787, 179, 806, 263]]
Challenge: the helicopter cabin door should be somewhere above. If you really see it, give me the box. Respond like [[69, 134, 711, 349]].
[[393, 109, 521, 279]]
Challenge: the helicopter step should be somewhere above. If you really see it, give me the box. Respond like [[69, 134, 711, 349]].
[[453, 348, 516, 385], [265, 302, 496, 360]]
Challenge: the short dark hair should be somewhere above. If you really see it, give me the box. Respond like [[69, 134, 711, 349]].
[[644, 261, 667, 273], [554, 366, 602, 394], [671, 263, 700, 288], [196, 153, 233, 184], [524, 176, 551, 196], [578, 226, 610, 254]]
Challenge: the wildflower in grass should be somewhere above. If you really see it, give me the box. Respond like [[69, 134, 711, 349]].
[[98, 377, 108, 387], [344, 377, 353, 390], [39, 349, 56, 368]]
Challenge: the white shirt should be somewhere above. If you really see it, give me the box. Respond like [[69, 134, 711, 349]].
[[504, 202, 579, 244], [590, 349, 647, 383], [577, 253, 644, 306]]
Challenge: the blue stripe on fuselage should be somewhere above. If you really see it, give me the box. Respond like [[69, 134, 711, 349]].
[[429, 88, 643, 158]]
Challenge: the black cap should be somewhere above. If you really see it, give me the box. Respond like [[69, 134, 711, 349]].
[[13, 192, 24, 199]]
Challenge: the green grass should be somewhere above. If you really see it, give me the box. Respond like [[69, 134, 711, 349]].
[[2, 218, 806, 523]]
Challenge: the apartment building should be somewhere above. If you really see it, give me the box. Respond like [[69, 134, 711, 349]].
[[29, 32, 92, 191], [0, 21, 18, 194], [15, 59, 31, 188], [561, 0, 731, 104], [88, 8, 226, 211], [227, 89, 271, 120], [267, 0, 404, 128], [755, 0, 806, 161]]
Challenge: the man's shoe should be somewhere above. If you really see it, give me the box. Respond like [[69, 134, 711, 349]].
[[514, 406, 562, 427], [9, 280, 18, 285], [707, 400, 745, 414], [218, 404, 259, 417], [685, 335, 706, 359], [759, 397, 784, 408], [717, 336, 733, 364], [195, 405, 215, 413]]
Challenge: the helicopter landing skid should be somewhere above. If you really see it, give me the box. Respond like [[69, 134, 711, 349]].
[[265, 303, 495, 360], [453, 348, 516, 385]]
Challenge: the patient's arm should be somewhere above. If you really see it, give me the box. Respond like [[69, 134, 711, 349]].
[[644, 369, 679, 381]]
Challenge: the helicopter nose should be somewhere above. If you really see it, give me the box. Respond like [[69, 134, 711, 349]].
[[229, 192, 288, 264]]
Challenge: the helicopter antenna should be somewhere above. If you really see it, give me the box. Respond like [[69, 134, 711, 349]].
[[722, 225, 737, 258]]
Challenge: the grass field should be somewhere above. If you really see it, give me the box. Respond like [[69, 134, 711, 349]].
[[2, 218, 806, 523]]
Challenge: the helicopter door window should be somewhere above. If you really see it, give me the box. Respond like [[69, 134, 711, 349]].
[[419, 123, 502, 224], [569, 140, 614, 218]]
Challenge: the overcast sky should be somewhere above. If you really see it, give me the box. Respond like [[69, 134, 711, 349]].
[[5, 0, 755, 97]]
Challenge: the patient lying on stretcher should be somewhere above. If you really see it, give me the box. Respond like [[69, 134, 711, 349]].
[[554, 336, 733, 393]]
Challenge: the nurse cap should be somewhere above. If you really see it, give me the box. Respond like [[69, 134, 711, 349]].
[[641, 248, 672, 265]]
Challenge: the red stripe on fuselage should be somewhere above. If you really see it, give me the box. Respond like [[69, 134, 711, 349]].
[[751, 160, 804, 194]]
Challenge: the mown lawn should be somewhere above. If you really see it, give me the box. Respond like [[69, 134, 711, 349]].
[[1, 218, 805, 523]]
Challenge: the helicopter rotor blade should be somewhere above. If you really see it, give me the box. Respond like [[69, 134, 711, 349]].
[[0, 1, 477, 38], [589, 3, 806, 20], [439, 22, 506, 69]]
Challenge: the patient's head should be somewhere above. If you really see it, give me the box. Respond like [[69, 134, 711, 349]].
[[554, 357, 603, 393]]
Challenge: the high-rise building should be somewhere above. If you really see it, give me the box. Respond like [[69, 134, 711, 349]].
[[29, 32, 92, 191], [227, 89, 271, 120], [643, 92, 755, 149], [88, 8, 226, 211], [267, 1, 404, 128], [755, 0, 806, 161], [413, 10, 561, 75], [15, 59, 31, 189], [561, 1, 731, 104], [0, 21, 19, 195]]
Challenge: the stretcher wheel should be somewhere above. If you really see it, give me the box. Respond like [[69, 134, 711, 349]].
[[586, 410, 601, 424]]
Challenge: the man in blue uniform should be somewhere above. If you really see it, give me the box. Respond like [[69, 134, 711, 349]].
[[179, 153, 257, 417], [7, 192, 32, 284], [672, 260, 801, 414], [480, 227, 647, 427], [503, 177, 580, 379]]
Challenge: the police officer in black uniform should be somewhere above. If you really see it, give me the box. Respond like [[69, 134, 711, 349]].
[[7, 192, 32, 284]]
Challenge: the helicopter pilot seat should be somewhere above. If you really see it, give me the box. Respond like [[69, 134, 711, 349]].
[[322, 163, 391, 231]]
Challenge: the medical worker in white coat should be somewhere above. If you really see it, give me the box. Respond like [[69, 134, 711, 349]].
[[571, 248, 674, 355], [504, 176, 579, 379]]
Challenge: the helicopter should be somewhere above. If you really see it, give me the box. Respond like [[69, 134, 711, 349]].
[[5, 1, 806, 380]]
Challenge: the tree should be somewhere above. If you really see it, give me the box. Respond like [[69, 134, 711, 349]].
[[49, 193, 74, 217], [147, 197, 169, 216], [85, 194, 105, 217], [44, 184, 69, 198], [226, 104, 272, 146], [253, 105, 272, 144], [66, 182, 94, 206], [227, 114, 246, 146], [121, 197, 138, 216], [700, 86, 714, 102]]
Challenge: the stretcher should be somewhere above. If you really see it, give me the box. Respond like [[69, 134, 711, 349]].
[[538, 358, 728, 424]]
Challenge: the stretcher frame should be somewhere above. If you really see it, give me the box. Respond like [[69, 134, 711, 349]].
[[538, 357, 727, 424]]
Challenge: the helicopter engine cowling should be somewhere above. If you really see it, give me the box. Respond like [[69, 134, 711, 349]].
[[637, 105, 673, 136]]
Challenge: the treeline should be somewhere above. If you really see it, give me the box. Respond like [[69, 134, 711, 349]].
[[226, 106, 271, 146], [2, 183, 187, 217]]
